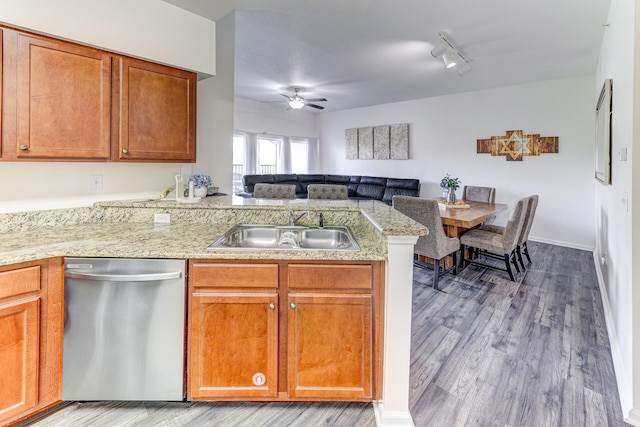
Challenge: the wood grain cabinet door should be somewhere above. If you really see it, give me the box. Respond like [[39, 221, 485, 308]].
[[188, 292, 278, 399], [118, 57, 195, 162], [15, 34, 111, 159], [0, 298, 40, 421], [287, 293, 373, 399]]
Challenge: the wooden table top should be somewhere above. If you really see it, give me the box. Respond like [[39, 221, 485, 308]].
[[439, 199, 508, 229]]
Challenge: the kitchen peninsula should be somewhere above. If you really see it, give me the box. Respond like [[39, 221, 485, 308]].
[[0, 196, 426, 427]]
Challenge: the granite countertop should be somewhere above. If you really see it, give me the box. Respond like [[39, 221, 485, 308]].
[[0, 196, 427, 267]]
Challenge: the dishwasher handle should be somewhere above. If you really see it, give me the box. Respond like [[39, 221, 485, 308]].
[[65, 271, 182, 282]]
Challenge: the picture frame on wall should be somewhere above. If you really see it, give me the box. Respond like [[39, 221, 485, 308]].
[[595, 78, 612, 185]]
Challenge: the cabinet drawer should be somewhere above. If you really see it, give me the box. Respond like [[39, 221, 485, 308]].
[[288, 264, 372, 290], [191, 263, 278, 288], [0, 265, 41, 299]]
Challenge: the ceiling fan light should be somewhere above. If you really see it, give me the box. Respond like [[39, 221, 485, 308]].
[[289, 96, 305, 109], [442, 50, 458, 68]]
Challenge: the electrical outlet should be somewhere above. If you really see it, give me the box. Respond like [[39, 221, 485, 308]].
[[154, 213, 171, 223], [90, 175, 103, 190]]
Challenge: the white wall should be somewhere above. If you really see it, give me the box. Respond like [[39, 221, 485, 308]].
[[318, 76, 596, 249], [0, 1, 229, 213], [595, 0, 637, 421], [0, 0, 215, 75], [194, 13, 236, 194], [234, 97, 318, 137]]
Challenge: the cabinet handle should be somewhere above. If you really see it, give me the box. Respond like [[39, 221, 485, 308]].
[[290, 302, 296, 309], [122, 148, 129, 154], [19, 145, 28, 151], [268, 302, 275, 310]]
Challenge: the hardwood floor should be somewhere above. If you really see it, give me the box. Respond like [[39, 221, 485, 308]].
[[22, 242, 628, 427]]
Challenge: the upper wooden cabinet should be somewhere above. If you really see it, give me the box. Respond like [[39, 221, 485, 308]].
[[0, 26, 196, 162], [15, 33, 111, 160], [117, 57, 196, 162]]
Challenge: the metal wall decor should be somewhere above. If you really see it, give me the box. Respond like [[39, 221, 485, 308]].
[[477, 129, 558, 161], [345, 123, 409, 160]]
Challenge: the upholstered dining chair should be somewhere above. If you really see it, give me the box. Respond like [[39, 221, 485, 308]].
[[459, 196, 529, 281], [253, 183, 296, 199], [392, 196, 459, 290], [481, 195, 539, 270], [307, 184, 348, 200], [462, 185, 496, 203], [462, 185, 497, 225]]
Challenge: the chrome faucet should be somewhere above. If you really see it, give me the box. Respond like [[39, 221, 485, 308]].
[[289, 209, 309, 226], [316, 212, 324, 228]]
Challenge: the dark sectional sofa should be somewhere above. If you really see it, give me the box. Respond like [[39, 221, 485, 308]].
[[237, 174, 420, 205]]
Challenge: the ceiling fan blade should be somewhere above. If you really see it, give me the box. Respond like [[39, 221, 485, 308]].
[[280, 93, 292, 99], [305, 98, 327, 102], [306, 103, 325, 110]]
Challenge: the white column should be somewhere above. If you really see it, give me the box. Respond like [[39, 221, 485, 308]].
[[373, 234, 419, 427]]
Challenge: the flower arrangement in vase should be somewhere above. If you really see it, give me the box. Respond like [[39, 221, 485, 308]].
[[440, 174, 461, 204], [188, 174, 212, 197]]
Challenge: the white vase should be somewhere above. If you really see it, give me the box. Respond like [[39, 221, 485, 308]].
[[194, 186, 208, 197]]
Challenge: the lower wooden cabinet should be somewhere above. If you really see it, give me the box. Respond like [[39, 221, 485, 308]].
[[187, 260, 382, 402], [287, 293, 372, 399], [0, 258, 63, 426], [0, 298, 40, 421], [189, 292, 279, 398]]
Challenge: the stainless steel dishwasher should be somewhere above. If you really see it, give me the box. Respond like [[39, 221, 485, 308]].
[[63, 258, 186, 401]]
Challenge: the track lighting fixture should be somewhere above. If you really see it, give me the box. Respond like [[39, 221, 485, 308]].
[[431, 32, 472, 76]]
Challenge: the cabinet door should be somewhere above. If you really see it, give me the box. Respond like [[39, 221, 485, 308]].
[[0, 298, 40, 421], [189, 292, 278, 399], [287, 293, 373, 399], [15, 34, 111, 159], [118, 57, 195, 161]]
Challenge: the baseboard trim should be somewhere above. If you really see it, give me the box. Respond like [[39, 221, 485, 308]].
[[592, 251, 633, 420], [372, 401, 414, 427], [531, 237, 594, 252], [626, 408, 640, 426]]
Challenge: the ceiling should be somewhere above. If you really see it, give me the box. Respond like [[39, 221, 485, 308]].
[[165, 0, 611, 113]]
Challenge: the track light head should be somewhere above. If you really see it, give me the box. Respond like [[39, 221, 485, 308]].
[[431, 40, 448, 58], [442, 51, 458, 68], [457, 60, 472, 76]]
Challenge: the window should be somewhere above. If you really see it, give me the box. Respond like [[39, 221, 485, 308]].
[[232, 134, 245, 193], [257, 137, 279, 174], [290, 139, 308, 174], [232, 132, 313, 192]]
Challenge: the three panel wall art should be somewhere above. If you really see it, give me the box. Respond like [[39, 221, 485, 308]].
[[345, 123, 409, 160], [477, 129, 558, 161]]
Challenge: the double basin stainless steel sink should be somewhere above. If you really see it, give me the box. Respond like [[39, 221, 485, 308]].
[[208, 224, 360, 251]]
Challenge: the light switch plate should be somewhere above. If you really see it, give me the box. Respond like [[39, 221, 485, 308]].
[[619, 147, 628, 161], [90, 175, 103, 190]]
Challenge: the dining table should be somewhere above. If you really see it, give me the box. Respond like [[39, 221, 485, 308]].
[[417, 199, 509, 268], [438, 199, 509, 237]]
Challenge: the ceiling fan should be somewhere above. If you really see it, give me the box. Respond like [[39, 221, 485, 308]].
[[280, 88, 327, 110]]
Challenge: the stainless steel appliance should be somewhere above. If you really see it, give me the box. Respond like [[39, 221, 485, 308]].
[[63, 258, 186, 401]]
